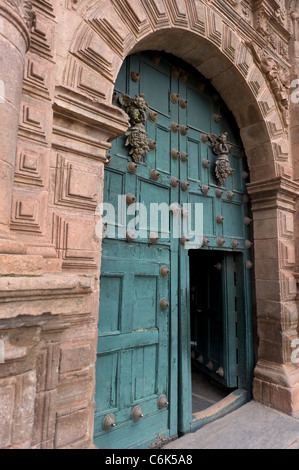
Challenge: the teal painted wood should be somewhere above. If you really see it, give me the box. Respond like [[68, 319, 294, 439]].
[[94, 51, 253, 448], [175, 62, 252, 434], [190, 389, 250, 433]]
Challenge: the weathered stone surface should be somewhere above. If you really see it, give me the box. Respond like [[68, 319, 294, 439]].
[[0, 0, 298, 451], [0, 254, 44, 275], [0, 371, 36, 448], [55, 408, 89, 448]]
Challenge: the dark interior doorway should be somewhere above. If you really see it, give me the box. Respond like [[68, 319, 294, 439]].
[[189, 250, 238, 413]]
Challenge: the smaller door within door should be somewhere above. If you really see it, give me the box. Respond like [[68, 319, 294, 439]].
[[189, 250, 238, 390]]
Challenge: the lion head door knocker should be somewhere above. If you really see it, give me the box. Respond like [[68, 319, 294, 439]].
[[207, 132, 235, 186], [118, 93, 153, 164]]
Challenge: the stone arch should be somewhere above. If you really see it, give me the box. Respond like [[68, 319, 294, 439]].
[[53, 0, 299, 416], [62, 0, 291, 182]]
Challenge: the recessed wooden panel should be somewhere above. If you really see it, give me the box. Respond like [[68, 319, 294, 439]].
[[95, 352, 118, 412], [141, 63, 170, 115], [222, 201, 244, 238], [132, 345, 157, 400], [99, 275, 122, 334], [133, 275, 157, 330]]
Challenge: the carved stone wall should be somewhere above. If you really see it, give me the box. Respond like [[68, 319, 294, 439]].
[[0, 0, 299, 449]]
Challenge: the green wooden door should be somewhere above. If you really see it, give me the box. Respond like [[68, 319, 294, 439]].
[[94, 52, 253, 448]]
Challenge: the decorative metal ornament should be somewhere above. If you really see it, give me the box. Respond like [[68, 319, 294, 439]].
[[180, 125, 189, 136], [201, 184, 210, 195], [126, 193, 136, 205], [148, 110, 157, 122], [131, 405, 143, 421], [119, 93, 151, 164], [201, 134, 208, 143], [216, 367, 224, 377], [171, 149, 180, 160], [127, 162, 138, 174], [181, 180, 190, 192], [180, 235, 190, 245], [202, 159, 211, 169], [171, 122, 180, 133], [179, 70, 189, 83], [103, 414, 116, 431], [158, 394, 169, 409], [181, 208, 190, 218], [244, 216, 252, 226], [169, 203, 180, 214], [217, 236, 226, 247], [148, 139, 157, 151], [246, 260, 253, 269], [126, 229, 136, 242], [149, 232, 159, 244], [214, 262, 222, 271], [179, 98, 188, 109], [105, 152, 111, 166], [216, 214, 224, 224], [119, 93, 148, 124], [150, 169, 160, 181], [160, 265, 170, 278], [213, 114, 222, 123], [180, 152, 189, 162], [159, 298, 169, 310], [197, 355, 204, 363], [171, 67, 180, 79], [243, 195, 249, 204], [112, 90, 118, 102], [231, 239, 240, 249], [205, 360, 213, 371], [170, 176, 179, 188], [170, 93, 180, 104], [201, 237, 210, 247], [130, 71, 140, 82], [208, 132, 235, 186], [215, 188, 223, 198], [151, 53, 161, 66], [245, 240, 253, 249], [242, 171, 249, 180], [227, 191, 235, 200]]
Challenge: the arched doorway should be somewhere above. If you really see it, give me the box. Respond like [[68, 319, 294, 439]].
[[93, 51, 254, 449]]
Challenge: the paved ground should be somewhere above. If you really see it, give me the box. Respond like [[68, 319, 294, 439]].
[[163, 401, 299, 449]]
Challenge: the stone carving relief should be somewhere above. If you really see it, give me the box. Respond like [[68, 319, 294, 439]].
[[227, 0, 252, 24], [251, 1, 289, 59], [246, 41, 290, 131], [290, 0, 299, 40], [4, 0, 35, 29], [118, 93, 151, 163], [207, 132, 235, 186]]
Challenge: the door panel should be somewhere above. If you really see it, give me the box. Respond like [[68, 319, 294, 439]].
[[94, 51, 252, 448], [94, 242, 171, 448]]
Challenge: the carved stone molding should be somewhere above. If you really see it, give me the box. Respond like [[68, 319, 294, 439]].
[[4, 0, 36, 30], [52, 86, 129, 161], [246, 41, 290, 132]]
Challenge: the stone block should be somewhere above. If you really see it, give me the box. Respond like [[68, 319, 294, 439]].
[[59, 343, 95, 374], [240, 121, 270, 148], [254, 239, 279, 259], [0, 371, 36, 448], [258, 338, 283, 363], [252, 218, 278, 240], [255, 279, 282, 301], [55, 408, 89, 448], [254, 258, 280, 280], [0, 254, 44, 275]]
